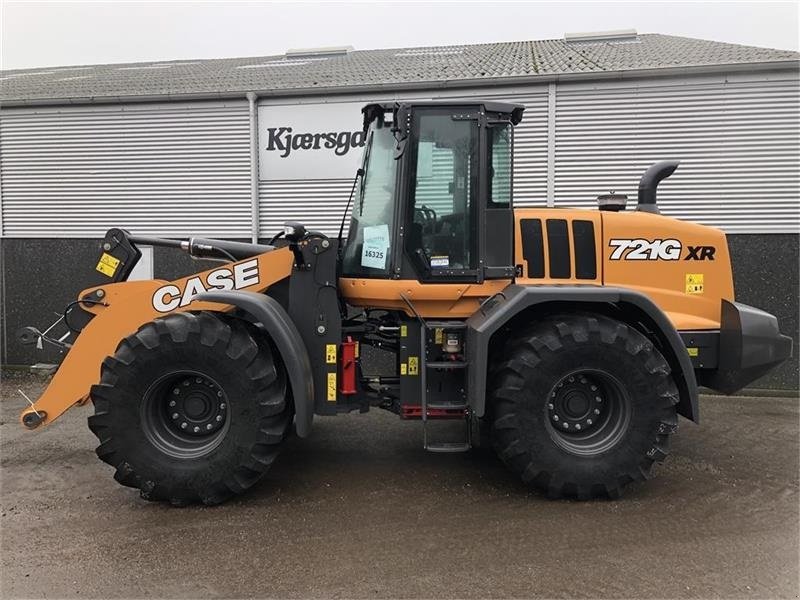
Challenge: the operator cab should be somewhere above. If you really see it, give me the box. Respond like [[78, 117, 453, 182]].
[[341, 101, 524, 284]]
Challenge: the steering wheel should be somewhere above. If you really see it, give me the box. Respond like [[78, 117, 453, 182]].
[[414, 205, 437, 232]]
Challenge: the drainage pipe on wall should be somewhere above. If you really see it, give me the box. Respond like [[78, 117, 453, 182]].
[[247, 92, 259, 243]]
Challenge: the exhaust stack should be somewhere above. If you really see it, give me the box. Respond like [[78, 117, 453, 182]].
[[637, 160, 679, 214]]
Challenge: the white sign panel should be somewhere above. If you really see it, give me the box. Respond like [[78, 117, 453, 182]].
[[258, 102, 367, 180]]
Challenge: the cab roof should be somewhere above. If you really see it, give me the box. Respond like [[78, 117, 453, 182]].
[[362, 100, 525, 131]]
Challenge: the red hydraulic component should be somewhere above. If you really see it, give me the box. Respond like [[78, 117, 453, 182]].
[[340, 336, 357, 395]]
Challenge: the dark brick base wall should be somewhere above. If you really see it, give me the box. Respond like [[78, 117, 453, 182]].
[[726, 234, 798, 390], [1, 234, 797, 390]]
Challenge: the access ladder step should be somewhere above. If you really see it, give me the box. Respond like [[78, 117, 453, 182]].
[[426, 403, 468, 410], [425, 442, 471, 453], [401, 404, 466, 419], [426, 361, 467, 369]]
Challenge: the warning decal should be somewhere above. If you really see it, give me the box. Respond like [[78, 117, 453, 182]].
[[685, 273, 704, 295], [327, 372, 337, 401], [408, 356, 419, 376], [96, 253, 120, 277], [326, 344, 337, 364]]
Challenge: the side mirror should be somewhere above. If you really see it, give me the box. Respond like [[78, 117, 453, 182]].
[[283, 221, 307, 243]]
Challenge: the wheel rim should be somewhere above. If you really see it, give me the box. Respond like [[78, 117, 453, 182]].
[[544, 369, 631, 456], [141, 371, 230, 459]]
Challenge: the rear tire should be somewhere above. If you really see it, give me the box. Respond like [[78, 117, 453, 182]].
[[88, 311, 292, 506], [489, 313, 679, 499]]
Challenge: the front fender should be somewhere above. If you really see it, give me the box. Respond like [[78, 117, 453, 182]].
[[194, 290, 314, 438]]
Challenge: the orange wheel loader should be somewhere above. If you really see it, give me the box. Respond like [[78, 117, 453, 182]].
[[17, 101, 793, 505]]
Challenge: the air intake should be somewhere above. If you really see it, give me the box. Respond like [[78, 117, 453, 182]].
[[597, 191, 628, 212]]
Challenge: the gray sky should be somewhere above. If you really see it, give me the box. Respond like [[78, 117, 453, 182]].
[[1, 1, 798, 70]]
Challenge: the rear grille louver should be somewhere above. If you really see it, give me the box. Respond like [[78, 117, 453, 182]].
[[520, 218, 597, 280]]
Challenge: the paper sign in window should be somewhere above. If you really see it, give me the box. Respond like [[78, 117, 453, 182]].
[[361, 224, 390, 269]]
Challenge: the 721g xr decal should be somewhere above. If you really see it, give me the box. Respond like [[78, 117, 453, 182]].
[[609, 238, 715, 261]]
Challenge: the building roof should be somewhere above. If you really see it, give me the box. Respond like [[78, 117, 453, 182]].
[[1, 32, 797, 106]]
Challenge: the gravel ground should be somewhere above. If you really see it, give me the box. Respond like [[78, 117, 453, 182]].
[[1, 371, 798, 599]]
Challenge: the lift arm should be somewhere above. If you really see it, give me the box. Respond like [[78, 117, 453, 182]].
[[20, 247, 295, 429]]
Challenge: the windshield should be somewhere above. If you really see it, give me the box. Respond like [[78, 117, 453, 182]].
[[341, 120, 398, 277]]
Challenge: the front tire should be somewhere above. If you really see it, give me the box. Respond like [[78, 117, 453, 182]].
[[489, 313, 679, 499], [88, 311, 292, 505]]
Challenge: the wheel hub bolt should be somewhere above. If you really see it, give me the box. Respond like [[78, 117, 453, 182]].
[[595, 396, 602, 403], [195, 377, 202, 383], [553, 415, 559, 421], [220, 403, 226, 410], [562, 422, 569, 429], [590, 385, 597, 391], [216, 415, 223, 422], [173, 389, 180, 395], [206, 424, 213, 430], [548, 403, 554, 409], [587, 419, 593, 425], [594, 408, 600, 415], [183, 380, 189, 387], [193, 426, 200, 433], [169, 400, 176, 407], [575, 424, 581, 430], [181, 422, 188, 429], [172, 413, 179, 420]]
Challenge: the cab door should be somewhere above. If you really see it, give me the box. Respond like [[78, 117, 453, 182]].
[[404, 107, 481, 283], [402, 107, 515, 283]]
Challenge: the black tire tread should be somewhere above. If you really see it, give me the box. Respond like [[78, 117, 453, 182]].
[[88, 311, 291, 506], [490, 313, 679, 500]]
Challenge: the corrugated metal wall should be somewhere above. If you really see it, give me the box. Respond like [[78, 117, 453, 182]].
[[498, 92, 549, 206], [0, 100, 251, 237], [1, 73, 798, 238], [554, 76, 800, 233], [258, 179, 355, 238]]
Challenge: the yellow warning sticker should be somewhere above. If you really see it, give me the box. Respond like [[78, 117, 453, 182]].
[[687, 347, 699, 357], [685, 273, 704, 295], [400, 325, 408, 337], [327, 372, 337, 401], [95, 253, 120, 277], [400, 363, 407, 376], [325, 344, 337, 364], [434, 328, 443, 344], [408, 356, 419, 375], [354, 342, 360, 358]]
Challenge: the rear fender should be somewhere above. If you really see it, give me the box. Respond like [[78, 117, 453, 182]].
[[466, 284, 699, 422]]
